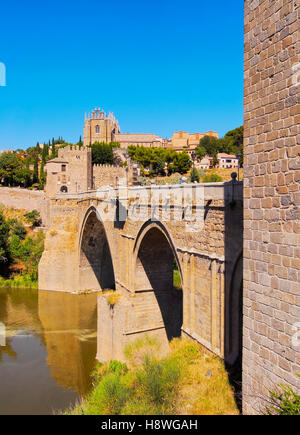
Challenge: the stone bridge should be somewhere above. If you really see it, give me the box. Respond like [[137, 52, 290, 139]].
[[39, 180, 243, 363]]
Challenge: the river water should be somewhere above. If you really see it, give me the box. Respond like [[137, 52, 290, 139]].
[[0, 288, 98, 415]]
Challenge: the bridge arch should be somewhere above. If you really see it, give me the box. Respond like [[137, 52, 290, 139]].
[[133, 220, 183, 341], [78, 206, 115, 291]]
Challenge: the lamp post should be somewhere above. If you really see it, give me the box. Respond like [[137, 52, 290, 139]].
[[236, 153, 241, 181]]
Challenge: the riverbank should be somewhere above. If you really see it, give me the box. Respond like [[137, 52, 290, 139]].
[[66, 338, 239, 415], [0, 274, 38, 288]]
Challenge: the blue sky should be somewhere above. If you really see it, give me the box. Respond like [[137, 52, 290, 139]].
[[0, 0, 244, 150]]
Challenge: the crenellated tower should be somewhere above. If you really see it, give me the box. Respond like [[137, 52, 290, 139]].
[[45, 145, 92, 197], [83, 108, 120, 146]]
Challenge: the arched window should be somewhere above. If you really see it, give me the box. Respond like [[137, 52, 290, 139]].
[[60, 186, 68, 193], [95, 125, 100, 134]]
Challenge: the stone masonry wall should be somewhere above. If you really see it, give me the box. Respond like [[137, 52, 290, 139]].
[[244, 0, 300, 414], [93, 164, 128, 188], [0, 187, 49, 224]]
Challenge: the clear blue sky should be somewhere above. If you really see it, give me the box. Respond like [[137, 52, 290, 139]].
[[0, 0, 244, 150]]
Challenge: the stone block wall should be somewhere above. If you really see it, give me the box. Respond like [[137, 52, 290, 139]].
[[93, 164, 128, 188], [243, 0, 300, 414], [0, 187, 49, 224]]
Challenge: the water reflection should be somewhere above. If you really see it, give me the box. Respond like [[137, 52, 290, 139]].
[[0, 288, 98, 415]]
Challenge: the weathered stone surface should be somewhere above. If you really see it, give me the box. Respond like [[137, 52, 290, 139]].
[[244, 0, 300, 415], [39, 182, 243, 362]]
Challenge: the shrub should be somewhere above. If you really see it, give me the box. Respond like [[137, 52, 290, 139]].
[[203, 173, 223, 183], [9, 234, 26, 260], [11, 221, 27, 240], [265, 375, 300, 415], [85, 372, 130, 415], [24, 210, 41, 227], [135, 356, 181, 414]]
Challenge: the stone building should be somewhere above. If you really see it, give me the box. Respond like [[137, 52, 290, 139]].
[[83, 108, 165, 148], [45, 146, 92, 197], [44, 145, 129, 197], [113, 133, 165, 148], [243, 0, 300, 415], [83, 109, 120, 145], [197, 153, 239, 169], [169, 130, 219, 156]]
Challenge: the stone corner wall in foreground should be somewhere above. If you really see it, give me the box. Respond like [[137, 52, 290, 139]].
[[243, 0, 300, 415]]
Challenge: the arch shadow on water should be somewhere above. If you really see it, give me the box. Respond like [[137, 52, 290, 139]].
[[79, 207, 115, 291], [134, 221, 183, 341]]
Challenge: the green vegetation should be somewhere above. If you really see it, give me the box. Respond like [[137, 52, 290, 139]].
[[0, 136, 82, 190], [66, 338, 239, 415], [0, 274, 38, 289], [128, 146, 192, 176], [173, 270, 181, 290], [195, 126, 243, 167], [203, 173, 223, 183], [24, 210, 41, 227], [128, 145, 191, 176], [265, 375, 300, 415], [90, 142, 115, 165], [0, 208, 44, 285]]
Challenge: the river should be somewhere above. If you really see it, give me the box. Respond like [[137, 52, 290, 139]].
[[0, 287, 98, 415]]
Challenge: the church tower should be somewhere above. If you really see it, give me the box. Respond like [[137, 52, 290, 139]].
[[83, 108, 120, 146]]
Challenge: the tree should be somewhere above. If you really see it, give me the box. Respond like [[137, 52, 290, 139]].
[[32, 154, 39, 184], [190, 167, 200, 183], [224, 126, 244, 167], [0, 211, 10, 273], [195, 145, 206, 162], [11, 220, 27, 240], [199, 135, 219, 157], [78, 135, 83, 148], [173, 152, 191, 174], [91, 142, 114, 165], [0, 152, 24, 186]]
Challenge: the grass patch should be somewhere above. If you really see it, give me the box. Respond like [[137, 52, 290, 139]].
[[173, 270, 181, 290], [66, 337, 239, 415]]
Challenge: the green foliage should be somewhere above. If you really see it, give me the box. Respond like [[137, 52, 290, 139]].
[[90, 142, 114, 165], [0, 274, 38, 288], [195, 126, 243, 167], [83, 367, 131, 415], [0, 152, 25, 186], [195, 145, 206, 161], [0, 210, 10, 270], [78, 135, 83, 148], [173, 270, 181, 290], [24, 210, 41, 227], [265, 375, 300, 415], [172, 152, 191, 174], [9, 234, 26, 260], [203, 173, 223, 183], [128, 146, 191, 176], [0, 209, 45, 282], [11, 221, 27, 240], [69, 340, 182, 415], [22, 232, 45, 280], [133, 356, 181, 414]]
